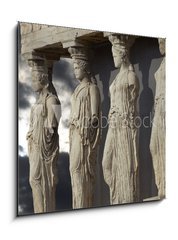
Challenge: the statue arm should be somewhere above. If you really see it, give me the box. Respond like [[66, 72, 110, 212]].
[[42, 96, 61, 147], [89, 84, 101, 148], [41, 96, 60, 160], [90, 84, 100, 121], [128, 71, 139, 113], [46, 96, 61, 129], [26, 109, 33, 140]]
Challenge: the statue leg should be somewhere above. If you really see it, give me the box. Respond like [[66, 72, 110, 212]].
[[29, 152, 44, 213], [102, 128, 113, 187], [70, 129, 84, 209], [44, 160, 57, 212]]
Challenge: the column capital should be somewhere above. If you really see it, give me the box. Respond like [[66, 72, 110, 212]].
[[22, 51, 60, 67], [23, 51, 59, 82], [68, 44, 94, 63], [104, 33, 137, 52]]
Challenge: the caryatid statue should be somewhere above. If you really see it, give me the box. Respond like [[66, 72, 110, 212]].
[[26, 59, 61, 213], [102, 34, 140, 205], [150, 38, 166, 199], [68, 46, 101, 209]]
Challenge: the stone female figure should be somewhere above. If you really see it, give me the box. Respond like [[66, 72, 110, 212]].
[[102, 35, 139, 205], [150, 38, 165, 199], [26, 63, 60, 213], [68, 47, 101, 209]]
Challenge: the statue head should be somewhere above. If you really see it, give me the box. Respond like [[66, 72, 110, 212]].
[[68, 46, 96, 83], [158, 38, 165, 55], [31, 65, 49, 92], [109, 34, 135, 68], [73, 59, 91, 81]]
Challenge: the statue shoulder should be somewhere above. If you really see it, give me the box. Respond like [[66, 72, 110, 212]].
[[128, 69, 139, 88], [46, 94, 61, 108], [89, 83, 100, 95]]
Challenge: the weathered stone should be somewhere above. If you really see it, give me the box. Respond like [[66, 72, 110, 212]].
[[150, 38, 166, 199], [32, 23, 41, 32], [18, 22, 166, 213], [26, 57, 61, 213], [20, 23, 33, 35], [41, 25, 49, 29], [102, 34, 140, 204], [20, 26, 97, 54], [68, 46, 101, 209]]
